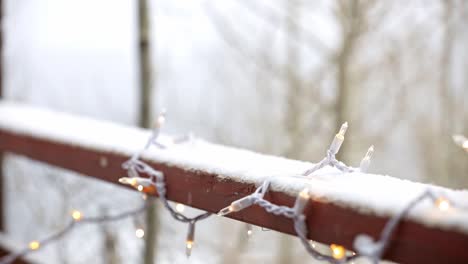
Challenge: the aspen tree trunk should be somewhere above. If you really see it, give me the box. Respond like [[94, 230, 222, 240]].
[[334, 0, 362, 161], [277, 1, 301, 263], [438, 0, 468, 187], [137, 0, 159, 263]]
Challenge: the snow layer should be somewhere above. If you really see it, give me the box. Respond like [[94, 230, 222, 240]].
[[1, 101, 468, 235]]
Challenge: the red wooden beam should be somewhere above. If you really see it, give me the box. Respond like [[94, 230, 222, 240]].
[[0, 129, 467, 263]]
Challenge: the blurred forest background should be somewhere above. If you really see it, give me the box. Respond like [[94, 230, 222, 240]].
[[1, 0, 467, 263]]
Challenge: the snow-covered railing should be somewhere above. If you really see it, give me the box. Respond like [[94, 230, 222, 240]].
[[0, 101, 467, 264]]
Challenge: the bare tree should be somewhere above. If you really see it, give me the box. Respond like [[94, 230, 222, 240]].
[[333, 0, 373, 161], [137, 0, 159, 263]]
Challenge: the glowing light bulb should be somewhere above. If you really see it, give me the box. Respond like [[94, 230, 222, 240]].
[[29, 241, 40, 250], [186, 222, 196, 257], [71, 210, 82, 221], [360, 145, 374, 172], [299, 188, 310, 199], [217, 205, 233, 216], [154, 110, 167, 128], [217, 196, 254, 216], [330, 122, 348, 155], [135, 228, 145, 238], [435, 197, 450, 211], [137, 185, 144, 192], [330, 244, 346, 259], [119, 177, 137, 186], [246, 224, 253, 237], [294, 188, 310, 214], [176, 203, 185, 213], [186, 241, 193, 257], [338, 122, 348, 138]]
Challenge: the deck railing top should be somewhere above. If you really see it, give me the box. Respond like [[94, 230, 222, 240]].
[[0, 101, 467, 264]]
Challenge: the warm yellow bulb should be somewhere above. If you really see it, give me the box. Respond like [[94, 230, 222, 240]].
[[299, 188, 310, 199], [435, 197, 450, 211], [29, 241, 40, 250], [155, 113, 166, 128], [176, 203, 185, 213], [71, 210, 82, 221], [130, 178, 138, 186], [135, 228, 145, 238], [186, 241, 193, 249], [330, 244, 346, 259]]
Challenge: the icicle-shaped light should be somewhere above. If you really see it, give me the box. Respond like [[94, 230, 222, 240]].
[[330, 122, 348, 155], [359, 145, 374, 172], [186, 221, 196, 257]]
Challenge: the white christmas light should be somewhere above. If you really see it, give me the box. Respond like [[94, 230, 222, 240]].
[[135, 228, 145, 238], [435, 197, 451, 211], [294, 188, 310, 215], [118, 177, 153, 188], [28, 241, 40, 251], [246, 224, 253, 237], [217, 196, 255, 216], [186, 222, 196, 257], [71, 210, 82, 221], [154, 110, 167, 128], [359, 145, 374, 172], [453, 135, 468, 151], [330, 122, 348, 155], [330, 244, 346, 260], [176, 203, 185, 213]]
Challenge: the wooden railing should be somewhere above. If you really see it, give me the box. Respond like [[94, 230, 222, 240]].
[[0, 102, 467, 264]]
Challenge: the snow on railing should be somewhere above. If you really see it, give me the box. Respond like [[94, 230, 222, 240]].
[[0, 101, 467, 264]]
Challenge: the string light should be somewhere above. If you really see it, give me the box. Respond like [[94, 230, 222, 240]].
[[135, 228, 145, 238], [359, 145, 374, 172], [154, 109, 166, 128], [293, 188, 310, 214], [118, 177, 153, 188], [176, 203, 185, 213], [186, 221, 196, 257], [330, 122, 348, 155], [330, 244, 346, 260], [435, 197, 451, 211], [121, 110, 211, 259], [453, 134, 468, 151], [71, 210, 82, 221], [28, 241, 40, 251], [246, 224, 253, 237], [218, 196, 255, 216], [303, 122, 374, 176]]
